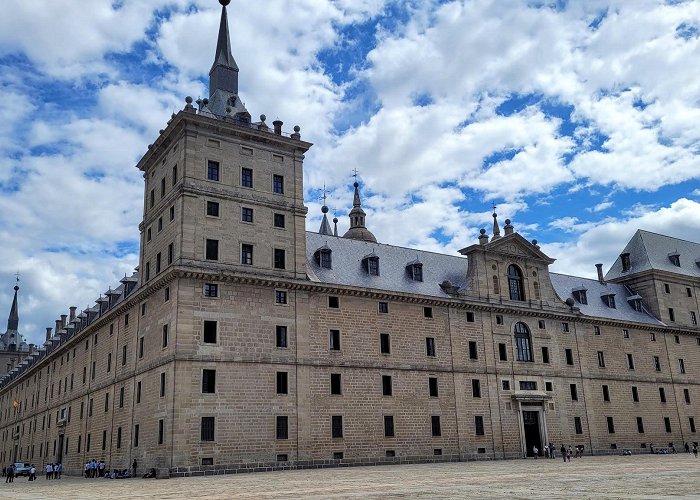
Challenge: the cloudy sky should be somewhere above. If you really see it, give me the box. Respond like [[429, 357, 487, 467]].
[[1, 0, 700, 346]]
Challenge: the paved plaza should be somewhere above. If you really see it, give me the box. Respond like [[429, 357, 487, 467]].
[[1, 454, 699, 499]]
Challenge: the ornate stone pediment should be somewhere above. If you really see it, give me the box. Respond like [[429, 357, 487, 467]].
[[484, 234, 555, 264]]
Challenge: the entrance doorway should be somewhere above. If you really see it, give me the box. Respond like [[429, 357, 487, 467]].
[[523, 411, 541, 457], [57, 434, 64, 464]]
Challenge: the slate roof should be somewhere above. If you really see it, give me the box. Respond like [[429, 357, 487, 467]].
[[549, 273, 664, 326], [306, 232, 467, 298], [605, 230, 700, 281]]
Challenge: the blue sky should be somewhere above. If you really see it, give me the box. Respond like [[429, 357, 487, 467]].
[[1, 0, 700, 346]]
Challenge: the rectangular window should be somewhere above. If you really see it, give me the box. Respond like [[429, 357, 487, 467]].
[[382, 375, 392, 396], [384, 415, 395, 437], [498, 343, 507, 361], [122, 345, 127, 366], [541, 346, 550, 364], [565, 348, 574, 366], [520, 381, 537, 390], [330, 373, 342, 395], [632, 386, 639, 402], [561, 322, 569, 332], [138, 337, 144, 358], [133, 425, 139, 447], [241, 207, 254, 223], [168, 243, 173, 264], [654, 356, 661, 371], [207, 160, 219, 181], [273, 174, 284, 194], [204, 283, 218, 297], [205, 239, 219, 260], [495, 314, 503, 325], [172, 165, 177, 186], [650, 332, 656, 341], [241, 244, 253, 265], [329, 330, 341, 351], [206, 201, 220, 217], [328, 296, 339, 308], [637, 417, 644, 433], [276, 326, 288, 348], [104, 393, 109, 412], [162, 324, 168, 348], [602, 385, 610, 402], [431, 416, 441, 436], [145, 262, 151, 280], [475, 415, 484, 436], [659, 387, 666, 403], [273, 249, 286, 269], [675, 335, 680, 344], [276, 416, 288, 440], [116, 427, 122, 449], [380, 333, 391, 354], [424, 307, 433, 318], [164, 287, 170, 301], [241, 167, 253, 188], [275, 290, 288, 304], [203, 320, 217, 344], [158, 419, 164, 445], [91, 361, 96, 380], [426, 337, 436, 357], [202, 370, 216, 394], [87, 433, 91, 452], [627, 353, 635, 370], [331, 415, 343, 438], [277, 372, 288, 395], [472, 379, 481, 398], [570, 383, 578, 401], [149, 189, 155, 208], [468, 341, 478, 360], [607, 416, 615, 434], [119, 387, 124, 408], [679, 358, 686, 374], [88, 398, 93, 417], [201, 417, 215, 441], [593, 326, 601, 335], [466, 311, 475, 322], [598, 351, 605, 368], [502, 380, 510, 391], [157, 217, 163, 232], [136, 381, 141, 403], [160, 372, 166, 397], [378, 301, 389, 314], [664, 283, 671, 293], [692, 312, 698, 325], [665, 417, 672, 433], [169, 205, 175, 221], [685, 388, 691, 404], [690, 417, 697, 433], [538, 320, 546, 329], [669, 308, 675, 322], [429, 377, 439, 397], [273, 213, 285, 228]]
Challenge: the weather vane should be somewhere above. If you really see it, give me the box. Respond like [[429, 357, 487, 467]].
[[321, 184, 328, 205], [15, 272, 20, 283], [352, 168, 359, 180], [492, 203, 497, 215]]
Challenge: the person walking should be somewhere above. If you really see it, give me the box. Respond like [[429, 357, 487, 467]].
[[29, 465, 36, 481], [45, 463, 53, 480], [5, 464, 13, 483], [560, 444, 566, 462], [567, 446, 573, 462], [57, 463, 63, 479], [132, 459, 137, 478], [693, 443, 698, 458], [549, 442, 556, 459], [685, 442, 690, 453]]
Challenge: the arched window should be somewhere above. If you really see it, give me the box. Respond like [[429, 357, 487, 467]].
[[507, 265, 525, 301], [493, 276, 500, 294], [514, 322, 533, 362]]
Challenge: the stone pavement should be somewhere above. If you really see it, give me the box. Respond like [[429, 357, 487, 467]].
[[1, 454, 699, 499]]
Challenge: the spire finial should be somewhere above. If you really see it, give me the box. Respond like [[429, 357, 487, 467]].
[[6, 279, 19, 332], [343, 174, 377, 243], [491, 205, 501, 241], [209, 0, 239, 97], [333, 208, 339, 237], [318, 185, 333, 236]]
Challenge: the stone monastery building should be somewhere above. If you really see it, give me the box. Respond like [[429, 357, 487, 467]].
[[1, 0, 700, 477]]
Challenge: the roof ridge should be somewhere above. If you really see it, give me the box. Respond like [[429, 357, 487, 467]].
[[637, 229, 700, 246], [306, 231, 466, 259]]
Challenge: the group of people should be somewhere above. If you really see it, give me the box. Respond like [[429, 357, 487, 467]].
[[531, 443, 583, 461], [83, 459, 107, 478], [45, 463, 63, 479]]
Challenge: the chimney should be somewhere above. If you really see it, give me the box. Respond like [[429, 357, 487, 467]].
[[55, 319, 62, 334], [273, 120, 283, 135], [60, 314, 67, 327], [46, 327, 52, 342], [69, 307, 77, 321], [595, 263, 606, 285]]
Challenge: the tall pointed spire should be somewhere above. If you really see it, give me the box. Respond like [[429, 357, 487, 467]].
[[318, 186, 333, 236], [491, 212, 501, 241], [209, 0, 239, 97], [342, 179, 377, 243], [6, 283, 19, 332]]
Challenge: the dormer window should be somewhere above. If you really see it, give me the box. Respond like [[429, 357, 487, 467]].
[[627, 294, 643, 312], [668, 252, 681, 267], [362, 253, 380, 276], [406, 260, 423, 282], [313, 246, 332, 269], [621, 253, 631, 272], [601, 293, 616, 309], [572, 287, 588, 305]]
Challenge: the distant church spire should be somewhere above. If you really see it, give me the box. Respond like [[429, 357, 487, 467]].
[[342, 173, 377, 243], [209, 0, 239, 97], [6, 281, 19, 332], [318, 186, 334, 236]]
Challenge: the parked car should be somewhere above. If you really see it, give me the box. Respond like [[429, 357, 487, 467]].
[[13, 462, 31, 477]]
